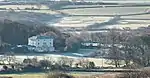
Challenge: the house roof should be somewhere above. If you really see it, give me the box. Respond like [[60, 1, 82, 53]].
[[37, 36, 53, 39], [29, 35, 54, 40]]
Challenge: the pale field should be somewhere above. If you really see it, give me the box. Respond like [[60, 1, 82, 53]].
[[106, 24, 149, 29], [121, 14, 150, 19], [0, 73, 46, 78], [121, 20, 150, 23], [0, 5, 49, 9], [0, 5, 60, 15], [0, 5, 149, 29], [56, 7, 150, 28], [15, 10, 60, 15], [0, 5, 59, 15], [0, 5, 61, 14], [59, 7, 149, 15], [0, 54, 125, 67], [51, 16, 113, 27], [62, 5, 123, 8], [80, 0, 150, 3], [51, 16, 150, 28]]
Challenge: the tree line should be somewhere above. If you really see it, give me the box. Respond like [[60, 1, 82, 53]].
[[79, 28, 150, 68], [0, 55, 95, 73], [0, 19, 82, 52]]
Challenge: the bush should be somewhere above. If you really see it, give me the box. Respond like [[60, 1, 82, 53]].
[[23, 59, 32, 64], [23, 64, 41, 72], [88, 62, 95, 69], [47, 72, 74, 78], [3, 65, 8, 70], [39, 60, 52, 70]]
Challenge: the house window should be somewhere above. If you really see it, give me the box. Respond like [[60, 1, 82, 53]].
[[43, 42, 46, 44]]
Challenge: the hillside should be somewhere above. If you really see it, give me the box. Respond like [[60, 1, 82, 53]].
[[0, 19, 66, 50], [0, 11, 58, 26]]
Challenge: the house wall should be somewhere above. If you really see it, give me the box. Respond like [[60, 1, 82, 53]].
[[35, 39, 53, 47], [28, 36, 54, 52]]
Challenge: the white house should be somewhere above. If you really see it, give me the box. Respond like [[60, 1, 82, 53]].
[[81, 41, 100, 47], [28, 35, 55, 52]]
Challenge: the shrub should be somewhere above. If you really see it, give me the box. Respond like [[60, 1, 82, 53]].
[[3, 65, 8, 70], [88, 61, 95, 69], [39, 60, 52, 70], [23, 64, 41, 72]]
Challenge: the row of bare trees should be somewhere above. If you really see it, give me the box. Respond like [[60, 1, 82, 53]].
[[79, 29, 150, 68], [0, 54, 96, 71], [107, 29, 150, 68]]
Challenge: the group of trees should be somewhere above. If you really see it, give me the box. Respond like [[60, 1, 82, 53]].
[[0, 55, 96, 73], [0, 19, 82, 52], [28, 57, 95, 70], [0, 52, 16, 65], [65, 34, 82, 52], [75, 58, 95, 69], [95, 29, 150, 68], [1, 18, 150, 69], [0, 19, 65, 45], [63, 28, 150, 68], [78, 28, 150, 68]]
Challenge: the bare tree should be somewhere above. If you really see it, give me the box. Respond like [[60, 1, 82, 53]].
[[107, 29, 122, 67], [78, 58, 89, 68], [2, 52, 17, 65], [57, 57, 74, 67], [39, 60, 52, 70], [65, 35, 81, 52], [57, 57, 68, 66], [36, 4, 42, 10], [67, 58, 74, 67]]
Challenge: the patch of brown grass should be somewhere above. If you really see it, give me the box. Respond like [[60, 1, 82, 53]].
[[0, 72, 119, 78], [0, 73, 46, 78], [46, 72, 74, 78]]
